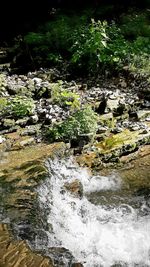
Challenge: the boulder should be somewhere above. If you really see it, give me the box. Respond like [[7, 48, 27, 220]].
[[64, 179, 83, 198]]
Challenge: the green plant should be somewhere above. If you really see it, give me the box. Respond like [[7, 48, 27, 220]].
[[128, 53, 150, 76], [22, 10, 150, 75], [120, 11, 150, 39], [7, 96, 35, 117], [71, 19, 108, 71], [50, 81, 80, 110], [47, 106, 98, 142], [0, 97, 8, 114], [101, 134, 123, 150]]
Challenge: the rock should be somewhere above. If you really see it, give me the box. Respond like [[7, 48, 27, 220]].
[[111, 127, 123, 133], [146, 117, 150, 122], [95, 93, 108, 114], [107, 98, 119, 111], [30, 114, 39, 124], [129, 124, 140, 131], [32, 77, 42, 85], [0, 136, 5, 144], [97, 126, 108, 134], [0, 224, 54, 267], [16, 117, 29, 126], [10, 136, 36, 150], [3, 119, 15, 128], [113, 102, 127, 116], [137, 110, 150, 120], [21, 125, 41, 136], [64, 179, 83, 198], [71, 263, 84, 267], [51, 118, 57, 124], [18, 137, 35, 148]]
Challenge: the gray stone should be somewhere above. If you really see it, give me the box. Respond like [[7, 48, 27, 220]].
[[16, 117, 29, 126], [19, 137, 35, 147], [30, 115, 39, 124], [3, 119, 15, 128], [137, 110, 150, 120]]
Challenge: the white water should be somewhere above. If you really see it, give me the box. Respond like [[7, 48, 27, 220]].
[[38, 158, 150, 267]]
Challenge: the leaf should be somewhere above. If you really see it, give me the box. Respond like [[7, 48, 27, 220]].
[[101, 40, 107, 47], [101, 32, 108, 39]]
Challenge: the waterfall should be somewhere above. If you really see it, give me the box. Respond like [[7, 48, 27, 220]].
[[38, 157, 150, 267]]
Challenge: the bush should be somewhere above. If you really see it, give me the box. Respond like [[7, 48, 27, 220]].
[[71, 19, 108, 72], [23, 10, 150, 75], [50, 81, 80, 110], [0, 96, 35, 118], [47, 106, 98, 142], [128, 53, 150, 76], [24, 14, 89, 66], [120, 11, 150, 39]]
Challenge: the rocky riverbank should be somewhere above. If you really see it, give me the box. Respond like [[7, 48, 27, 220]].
[[0, 68, 150, 165], [0, 67, 150, 266]]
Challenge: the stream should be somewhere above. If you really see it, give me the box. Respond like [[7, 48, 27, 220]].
[[36, 157, 150, 267]]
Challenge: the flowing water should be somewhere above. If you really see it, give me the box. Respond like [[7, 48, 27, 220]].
[[37, 158, 150, 267]]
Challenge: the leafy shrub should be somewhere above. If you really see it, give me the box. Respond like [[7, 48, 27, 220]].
[[120, 11, 150, 39], [23, 10, 150, 75], [47, 106, 98, 142], [51, 81, 80, 110], [128, 53, 150, 76], [10, 96, 35, 117], [71, 19, 108, 72], [24, 14, 89, 66], [0, 97, 8, 114], [0, 96, 35, 118]]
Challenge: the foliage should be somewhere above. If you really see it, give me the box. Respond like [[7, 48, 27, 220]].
[[9, 96, 35, 117], [0, 96, 35, 118], [22, 9, 150, 75], [24, 14, 89, 66], [50, 81, 80, 110], [47, 106, 98, 142], [128, 53, 150, 76], [120, 11, 150, 39], [0, 97, 7, 114], [71, 19, 108, 71], [101, 134, 123, 150]]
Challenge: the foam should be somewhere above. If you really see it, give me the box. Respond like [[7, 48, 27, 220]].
[[38, 158, 150, 267]]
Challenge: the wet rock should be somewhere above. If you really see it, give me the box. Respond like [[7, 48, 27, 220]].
[[48, 247, 74, 266], [71, 263, 84, 267], [64, 179, 83, 198], [0, 224, 54, 267]]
